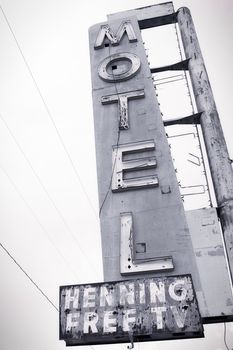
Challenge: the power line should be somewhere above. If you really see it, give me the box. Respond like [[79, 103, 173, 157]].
[[0, 241, 59, 312], [1, 239, 97, 350], [0, 164, 80, 280], [0, 3, 98, 221], [0, 112, 98, 275]]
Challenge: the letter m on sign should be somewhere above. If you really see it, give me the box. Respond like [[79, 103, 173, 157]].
[[94, 21, 137, 49]]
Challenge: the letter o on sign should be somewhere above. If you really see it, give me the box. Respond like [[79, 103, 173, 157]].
[[98, 52, 141, 82]]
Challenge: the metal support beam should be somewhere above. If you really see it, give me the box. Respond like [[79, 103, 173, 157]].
[[107, 2, 176, 28], [150, 59, 189, 74], [163, 112, 201, 126], [177, 7, 233, 282]]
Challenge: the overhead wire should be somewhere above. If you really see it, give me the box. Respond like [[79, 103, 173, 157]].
[[0, 241, 59, 312], [0, 1, 100, 272], [0, 164, 80, 280], [0, 6, 102, 347], [0, 3, 98, 221], [0, 112, 98, 275], [0, 240, 96, 350]]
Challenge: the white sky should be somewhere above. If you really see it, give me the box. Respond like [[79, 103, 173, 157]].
[[0, 0, 233, 350]]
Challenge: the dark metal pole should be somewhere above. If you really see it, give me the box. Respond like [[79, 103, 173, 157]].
[[177, 7, 233, 283]]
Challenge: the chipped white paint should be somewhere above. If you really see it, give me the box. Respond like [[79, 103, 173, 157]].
[[139, 282, 145, 304], [123, 309, 136, 332], [151, 307, 166, 329], [83, 312, 99, 333], [66, 312, 80, 332], [119, 283, 135, 305], [83, 287, 96, 308], [100, 286, 115, 307], [64, 287, 79, 310], [98, 52, 141, 82], [94, 21, 137, 49], [170, 306, 187, 328], [150, 282, 166, 303], [60, 276, 203, 345], [168, 280, 188, 301], [112, 140, 158, 192], [103, 311, 117, 333], [101, 90, 145, 130]]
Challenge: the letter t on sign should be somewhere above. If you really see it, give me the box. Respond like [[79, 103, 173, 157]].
[[101, 90, 145, 130]]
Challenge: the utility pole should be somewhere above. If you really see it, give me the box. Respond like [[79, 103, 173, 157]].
[[177, 7, 233, 282]]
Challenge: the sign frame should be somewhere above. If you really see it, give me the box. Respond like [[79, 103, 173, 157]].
[[59, 274, 203, 346]]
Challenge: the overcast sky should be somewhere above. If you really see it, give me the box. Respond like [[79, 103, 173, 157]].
[[0, 1, 233, 350]]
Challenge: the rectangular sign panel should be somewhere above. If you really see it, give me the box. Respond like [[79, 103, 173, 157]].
[[60, 275, 203, 346], [186, 207, 233, 320]]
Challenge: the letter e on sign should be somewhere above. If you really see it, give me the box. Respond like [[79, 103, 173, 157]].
[[112, 140, 158, 191]]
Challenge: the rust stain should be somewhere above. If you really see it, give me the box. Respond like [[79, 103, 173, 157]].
[[207, 245, 224, 256]]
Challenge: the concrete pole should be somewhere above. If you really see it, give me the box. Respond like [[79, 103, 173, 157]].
[[177, 7, 233, 283]]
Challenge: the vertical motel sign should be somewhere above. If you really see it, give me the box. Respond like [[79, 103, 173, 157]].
[[89, 18, 201, 290], [59, 9, 204, 347]]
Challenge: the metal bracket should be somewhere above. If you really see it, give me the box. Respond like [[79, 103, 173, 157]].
[[180, 184, 205, 196], [150, 59, 190, 74], [120, 212, 173, 275], [163, 112, 201, 126], [188, 153, 201, 166], [101, 89, 145, 130]]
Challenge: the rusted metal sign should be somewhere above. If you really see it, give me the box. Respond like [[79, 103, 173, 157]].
[[60, 275, 203, 346]]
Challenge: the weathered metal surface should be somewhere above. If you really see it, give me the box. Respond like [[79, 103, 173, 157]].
[[107, 2, 176, 29], [89, 14, 200, 294], [112, 140, 158, 192], [94, 21, 137, 49], [60, 275, 203, 346], [177, 7, 233, 282], [101, 89, 145, 130], [120, 212, 174, 274], [186, 207, 233, 321]]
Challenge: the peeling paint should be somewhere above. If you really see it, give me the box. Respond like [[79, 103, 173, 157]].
[[60, 275, 203, 346], [207, 246, 224, 256]]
